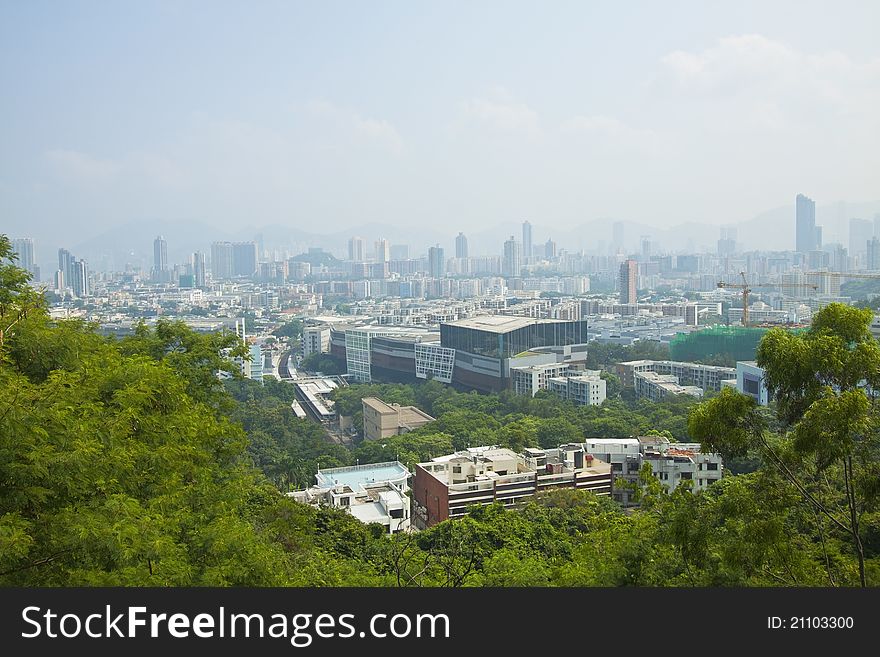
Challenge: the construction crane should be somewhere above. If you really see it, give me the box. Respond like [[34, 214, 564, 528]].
[[717, 272, 818, 326]]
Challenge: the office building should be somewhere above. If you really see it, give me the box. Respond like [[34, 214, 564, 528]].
[[441, 315, 588, 393], [618, 259, 637, 304], [72, 259, 89, 298], [289, 461, 411, 533], [455, 232, 468, 259], [545, 238, 557, 259], [796, 193, 817, 253], [302, 326, 331, 359], [502, 236, 522, 278], [152, 235, 168, 282], [413, 445, 612, 528]]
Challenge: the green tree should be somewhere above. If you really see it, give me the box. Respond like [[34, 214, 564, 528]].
[[689, 303, 880, 586]]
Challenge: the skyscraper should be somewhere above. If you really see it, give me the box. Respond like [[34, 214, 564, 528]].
[[522, 221, 532, 261], [11, 238, 35, 275], [455, 232, 468, 259], [502, 236, 523, 278], [232, 242, 258, 277], [192, 252, 206, 287], [153, 235, 168, 282], [850, 218, 873, 262], [796, 194, 817, 253], [374, 238, 390, 263], [348, 236, 366, 262], [58, 248, 75, 289], [390, 244, 409, 260], [428, 245, 445, 278], [72, 259, 89, 298], [618, 259, 637, 304], [717, 227, 737, 257], [211, 242, 234, 279], [868, 238, 880, 270], [545, 238, 557, 259]]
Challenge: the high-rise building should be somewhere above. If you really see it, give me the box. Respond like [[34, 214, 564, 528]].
[[374, 238, 390, 263], [618, 259, 637, 304], [192, 252, 206, 287], [210, 242, 234, 279], [545, 238, 557, 259], [390, 244, 409, 260], [850, 218, 873, 262], [796, 194, 817, 253], [717, 227, 737, 257], [868, 238, 880, 270], [348, 236, 366, 262], [72, 259, 89, 298], [232, 242, 258, 277], [612, 221, 625, 253], [640, 236, 652, 260], [428, 245, 445, 278], [11, 238, 35, 276], [153, 235, 168, 282], [58, 248, 75, 289], [502, 236, 522, 278], [522, 221, 532, 261], [455, 232, 468, 259]]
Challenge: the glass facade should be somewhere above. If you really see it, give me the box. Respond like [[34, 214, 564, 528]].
[[440, 320, 588, 359]]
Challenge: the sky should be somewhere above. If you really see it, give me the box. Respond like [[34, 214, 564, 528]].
[[2, 0, 879, 248]]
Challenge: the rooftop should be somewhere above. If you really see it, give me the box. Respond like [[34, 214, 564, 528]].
[[443, 315, 571, 333], [315, 461, 410, 493]]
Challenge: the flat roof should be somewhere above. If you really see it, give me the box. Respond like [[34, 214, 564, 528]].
[[443, 315, 570, 333], [315, 461, 409, 493]]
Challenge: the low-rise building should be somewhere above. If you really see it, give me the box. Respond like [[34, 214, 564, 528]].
[[288, 461, 411, 533], [362, 397, 435, 441], [584, 436, 723, 505], [617, 359, 736, 399], [413, 445, 612, 528]]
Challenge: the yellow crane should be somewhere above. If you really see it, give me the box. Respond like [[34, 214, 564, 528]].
[[717, 272, 818, 326]]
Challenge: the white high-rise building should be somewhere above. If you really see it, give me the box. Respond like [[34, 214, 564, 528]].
[[522, 221, 532, 261], [502, 236, 522, 278], [348, 236, 366, 262]]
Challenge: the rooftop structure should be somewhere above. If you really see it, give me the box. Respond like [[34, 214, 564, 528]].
[[289, 461, 411, 533], [413, 444, 612, 528]]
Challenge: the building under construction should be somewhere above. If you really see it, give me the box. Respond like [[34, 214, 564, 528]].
[[668, 326, 769, 363]]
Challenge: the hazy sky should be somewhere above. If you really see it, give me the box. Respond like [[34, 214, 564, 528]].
[[2, 0, 879, 245]]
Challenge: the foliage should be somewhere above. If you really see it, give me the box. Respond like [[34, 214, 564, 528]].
[[300, 352, 346, 375], [689, 303, 880, 586]]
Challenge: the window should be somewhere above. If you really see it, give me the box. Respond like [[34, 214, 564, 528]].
[[680, 471, 692, 480], [611, 463, 623, 472], [452, 466, 461, 474], [707, 462, 718, 471]]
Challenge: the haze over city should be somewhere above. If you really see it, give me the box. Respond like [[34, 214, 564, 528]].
[[3, 0, 880, 269]]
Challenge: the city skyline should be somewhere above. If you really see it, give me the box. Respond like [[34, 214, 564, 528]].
[[2, 1, 879, 248]]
